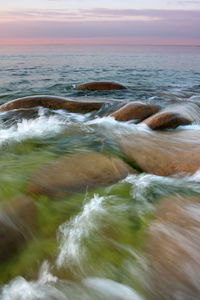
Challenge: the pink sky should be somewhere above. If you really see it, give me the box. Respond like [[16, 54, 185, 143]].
[[0, 3, 200, 45]]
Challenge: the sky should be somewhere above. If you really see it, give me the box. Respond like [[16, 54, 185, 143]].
[[0, 0, 200, 45]]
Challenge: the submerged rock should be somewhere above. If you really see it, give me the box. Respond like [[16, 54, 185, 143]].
[[0, 195, 37, 261], [27, 151, 137, 198], [76, 81, 126, 90], [146, 195, 200, 300], [142, 103, 200, 130], [0, 95, 104, 113], [110, 102, 160, 122], [116, 129, 200, 176]]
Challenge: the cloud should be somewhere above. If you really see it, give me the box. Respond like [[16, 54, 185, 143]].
[[0, 8, 200, 45], [175, 0, 200, 5], [1, 7, 200, 23]]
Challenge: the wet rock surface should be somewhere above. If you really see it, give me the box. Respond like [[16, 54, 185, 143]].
[[76, 81, 127, 90], [144, 112, 191, 130], [110, 102, 160, 122], [146, 195, 200, 300], [0, 95, 104, 113], [117, 129, 200, 176], [142, 103, 200, 130], [0, 195, 37, 261], [27, 151, 137, 198]]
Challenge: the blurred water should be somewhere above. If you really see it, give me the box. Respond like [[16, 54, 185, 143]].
[[0, 45, 200, 300]]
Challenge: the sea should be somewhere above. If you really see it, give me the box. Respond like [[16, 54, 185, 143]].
[[0, 45, 200, 300]]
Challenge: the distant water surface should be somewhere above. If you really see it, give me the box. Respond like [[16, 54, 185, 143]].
[[0, 45, 200, 105]]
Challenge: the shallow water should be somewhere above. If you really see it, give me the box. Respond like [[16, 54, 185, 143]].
[[0, 45, 200, 300]]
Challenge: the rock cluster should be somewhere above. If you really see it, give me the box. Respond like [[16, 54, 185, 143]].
[[1, 83, 200, 274]]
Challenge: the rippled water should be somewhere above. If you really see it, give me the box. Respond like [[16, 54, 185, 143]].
[[0, 45, 200, 300]]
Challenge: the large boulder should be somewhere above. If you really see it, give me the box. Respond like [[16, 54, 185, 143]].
[[76, 82, 126, 91], [0, 195, 37, 261], [116, 128, 200, 176], [146, 195, 200, 300], [0, 95, 104, 113], [27, 151, 137, 198], [109, 102, 160, 122], [142, 103, 200, 130]]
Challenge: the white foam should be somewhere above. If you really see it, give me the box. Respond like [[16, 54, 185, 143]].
[[56, 194, 108, 269], [86, 116, 150, 137], [0, 115, 66, 146], [0, 262, 67, 300], [123, 172, 200, 203]]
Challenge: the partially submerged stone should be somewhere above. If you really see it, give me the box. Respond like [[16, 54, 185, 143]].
[[110, 102, 160, 122], [76, 82, 126, 91], [144, 112, 191, 130], [116, 129, 200, 176], [0, 95, 104, 113], [146, 195, 200, 300], [0, 195, 37, 261], [142, 103, 200, 130], [27, 151, 137, 198]]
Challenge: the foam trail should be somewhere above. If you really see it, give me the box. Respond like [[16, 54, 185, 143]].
[[56, 194, 109, 269], [123, 172, 200, 203]]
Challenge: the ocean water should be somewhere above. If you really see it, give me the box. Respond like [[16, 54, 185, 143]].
[[0, 45, 200, 104], [0, 45, 200, 300]]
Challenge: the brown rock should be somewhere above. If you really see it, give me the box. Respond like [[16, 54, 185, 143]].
[[116, 129, 200, 176], [143, 103, 200, 130], [0, 195, 37, 261], [0, 95, 104, 113], [145, 112, 191, 130], [144, 112, 191, 130], [110, 102, 160, 122], [76, 82, 126, 91], [146, 195, 200, 300], [27, 151, 137, 198]]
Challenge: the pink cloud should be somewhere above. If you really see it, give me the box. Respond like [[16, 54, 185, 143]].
[[0, 8, 199, 45]]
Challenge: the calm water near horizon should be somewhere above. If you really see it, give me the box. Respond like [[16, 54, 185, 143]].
[[0, 45, 200, 300], [0, 45, 200, 104]]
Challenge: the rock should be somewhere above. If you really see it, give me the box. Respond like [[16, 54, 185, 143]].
[[0, 195, 37, 261], [0, 95, 104, 113], [115, 128, 200, 176], [144, 112, 191, 130], [109, 102, 160, 122], [146, 195, 200, 300], [76, 82, 126, 91], [142, 103, 200, 130], [27, 151, 137, 198]]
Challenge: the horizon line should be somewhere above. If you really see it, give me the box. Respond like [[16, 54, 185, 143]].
[[1, 42, 200, 47]]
